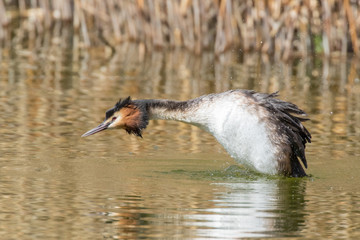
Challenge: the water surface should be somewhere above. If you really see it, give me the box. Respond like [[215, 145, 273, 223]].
[[0, 43, 360, 239]]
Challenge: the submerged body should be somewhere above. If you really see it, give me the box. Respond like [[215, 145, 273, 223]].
[[82, 90, 311, 177]]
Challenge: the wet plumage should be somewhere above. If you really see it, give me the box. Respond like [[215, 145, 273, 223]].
[[82, 90, 311, 177]]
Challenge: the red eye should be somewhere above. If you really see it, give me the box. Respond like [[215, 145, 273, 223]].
[[112, 117, 117, 121]]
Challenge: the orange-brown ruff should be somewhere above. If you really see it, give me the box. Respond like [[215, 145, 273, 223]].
[[82, 90, 311, 177]]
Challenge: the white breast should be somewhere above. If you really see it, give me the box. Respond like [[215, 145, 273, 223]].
[[192, 93, 279, 175]]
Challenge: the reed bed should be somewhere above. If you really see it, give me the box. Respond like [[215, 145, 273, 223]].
[[1, 0, 360, 59]]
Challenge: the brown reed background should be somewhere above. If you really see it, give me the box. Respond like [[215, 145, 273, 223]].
[[0, 0, 360, 60]]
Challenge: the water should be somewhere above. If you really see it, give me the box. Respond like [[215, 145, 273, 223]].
[[0, 42, 360, 239]]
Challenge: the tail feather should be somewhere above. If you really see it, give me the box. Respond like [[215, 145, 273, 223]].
[[290, 153, 307, 177]]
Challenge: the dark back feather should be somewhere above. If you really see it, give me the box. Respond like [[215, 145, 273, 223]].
[[248, 90, 311, 176]]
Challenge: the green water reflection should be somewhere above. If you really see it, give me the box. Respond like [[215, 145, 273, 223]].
[[0, 42, 359, 239]]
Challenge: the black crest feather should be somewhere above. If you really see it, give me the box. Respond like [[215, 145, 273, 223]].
[[115, 96, 132, 111], [105, 96, 132, 120]]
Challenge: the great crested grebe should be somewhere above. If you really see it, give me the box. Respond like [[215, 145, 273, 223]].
[[82, 90, 311, 177]]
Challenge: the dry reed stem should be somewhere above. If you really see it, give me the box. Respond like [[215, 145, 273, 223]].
[[344, 0, 359, 55], [0, 0, 360, 59]]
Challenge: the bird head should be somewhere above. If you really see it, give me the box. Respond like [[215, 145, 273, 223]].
[[81, 97, 148, 138]]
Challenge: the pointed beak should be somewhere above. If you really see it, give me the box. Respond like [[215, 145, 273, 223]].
[[81, 122, 110, 137]]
